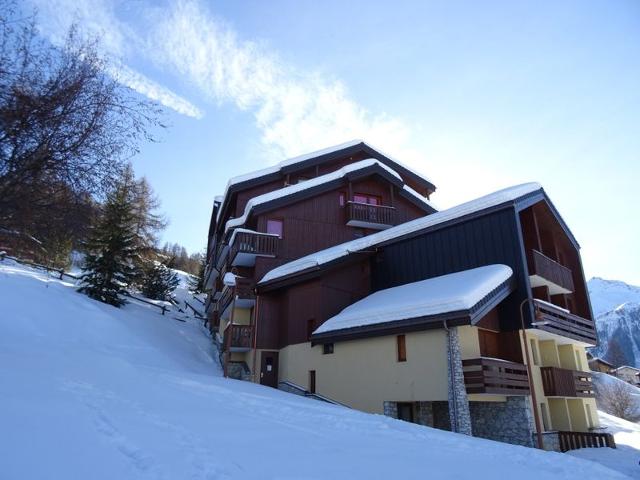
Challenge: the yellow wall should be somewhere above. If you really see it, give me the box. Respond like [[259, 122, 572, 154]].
[[521, 330, 599, 432], [279, 330, 449, 414]]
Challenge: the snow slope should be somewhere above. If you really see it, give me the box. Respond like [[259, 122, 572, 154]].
[[588, 277, 640, 367], [569, 411, 640, 479], [0, 260, 631, 480]]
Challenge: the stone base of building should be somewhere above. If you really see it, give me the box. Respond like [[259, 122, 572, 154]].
[[468, 397, 534, 447]]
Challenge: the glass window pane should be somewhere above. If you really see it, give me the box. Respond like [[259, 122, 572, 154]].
[[267, 219, 283, 237]]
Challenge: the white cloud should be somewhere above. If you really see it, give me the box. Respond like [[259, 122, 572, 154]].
[[27, 0, 423, 168], [28, 0, 203, 119]]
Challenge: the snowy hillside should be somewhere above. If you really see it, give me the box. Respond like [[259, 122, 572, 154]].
[[0, 260, 632, 480], [588, 277, 640, 367]]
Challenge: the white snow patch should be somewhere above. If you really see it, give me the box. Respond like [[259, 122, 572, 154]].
[[261, 182, 542, 285], [315, 265, 513, 335], [0, 260, 629, 480]]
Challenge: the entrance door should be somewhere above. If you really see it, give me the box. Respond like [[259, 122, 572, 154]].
[[260, 351, 279, 388]]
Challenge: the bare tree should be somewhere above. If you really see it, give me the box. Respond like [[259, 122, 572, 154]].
[[0, 1, 163, 258], [606, 337, 628, 368], [597, 379, 640, 422]]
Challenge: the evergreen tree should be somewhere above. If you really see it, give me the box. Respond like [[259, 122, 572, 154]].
[[141, 262, 179, 301], [79, 180, 141, 307]]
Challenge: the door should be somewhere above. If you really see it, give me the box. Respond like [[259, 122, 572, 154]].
[[260, 351, 279, 388]]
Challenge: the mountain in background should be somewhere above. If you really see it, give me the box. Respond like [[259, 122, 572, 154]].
[[588, 277, 640, 368]]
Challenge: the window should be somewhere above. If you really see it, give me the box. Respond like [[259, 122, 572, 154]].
[[307, 319, 316, 340], [266, 219, 283, 237], [353, 193, 380, 205], [309, 370, 316, 394], [339, 192, 346, 206], [323, 343, 334, 355], [397, 335, 407, 362], [297, 177, 309, 184], [530, 339, 540, 366], [540, 403, 551, 431]]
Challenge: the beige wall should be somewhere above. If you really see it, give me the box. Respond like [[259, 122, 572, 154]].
[[522, 330, 599, 432], [279, 329, 450, 414]]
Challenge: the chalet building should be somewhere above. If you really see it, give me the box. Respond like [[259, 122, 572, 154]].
[[203, 141, 614, 453], [611, 366, 640, 387], [586, 353, 614, 374]]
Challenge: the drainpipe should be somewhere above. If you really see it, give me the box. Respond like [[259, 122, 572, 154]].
[[251, 295, 261, 383], [443, 319, 459, 433], [223, 284, 237, 378]]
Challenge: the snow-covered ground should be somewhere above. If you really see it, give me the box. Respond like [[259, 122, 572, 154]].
[[569, 411, 640, 479], [0, 260, 633, 479]]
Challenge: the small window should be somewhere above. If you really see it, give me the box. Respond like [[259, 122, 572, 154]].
[[339, 192, 346, 206], [307, 319, 315, 340], [397, 335, 407, 362], [297, 177, 309, 184], [323, 343, 334, 355], [309, 370, 316, 394], [266, 219, 283, 237], [530, 339, 540, 366]]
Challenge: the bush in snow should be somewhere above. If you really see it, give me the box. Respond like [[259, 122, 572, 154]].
[[141, 263, 179, 301]]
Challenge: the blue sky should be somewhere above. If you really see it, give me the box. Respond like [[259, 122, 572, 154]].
[[30, 0, 640, 284]]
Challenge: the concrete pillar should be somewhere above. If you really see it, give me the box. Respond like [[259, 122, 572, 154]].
[[446, 326, 473, 435]]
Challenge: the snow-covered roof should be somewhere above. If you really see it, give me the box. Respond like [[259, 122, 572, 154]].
[[314, 265, 513, 336], [225, 158, 434, 232], [260, 182, 541, 285], [216, 140, 436, 223]]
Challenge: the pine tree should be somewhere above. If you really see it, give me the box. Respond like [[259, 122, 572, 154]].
[[141, 262, 179, 301], [79, 179, 141, 307]]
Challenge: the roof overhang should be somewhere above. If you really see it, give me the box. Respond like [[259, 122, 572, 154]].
[[311, 273, 515, 345]]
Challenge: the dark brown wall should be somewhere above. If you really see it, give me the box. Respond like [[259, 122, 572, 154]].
[[257, 260, 370, 349]]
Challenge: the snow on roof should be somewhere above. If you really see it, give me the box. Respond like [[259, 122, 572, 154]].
[[314, 265, 513, 336], [260, 182, 541, 285], [223, 272, 236, 287], [225, 158, 428, 232], [216, 140, 435, 222]]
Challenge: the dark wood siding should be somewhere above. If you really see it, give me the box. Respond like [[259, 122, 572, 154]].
[[371, 208, 528, 332]]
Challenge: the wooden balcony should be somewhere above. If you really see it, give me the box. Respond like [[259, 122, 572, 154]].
[[346, 202, 396, 230], [462, 358, 530, 395], [528, 249, 574, 295], [218, 277, 256, 320], [540, 367, 595, 398], [223, 324, 253, 352], [229, 231, 279, 267], [557, 431, 615, 452], [533, 299, 597, 346]]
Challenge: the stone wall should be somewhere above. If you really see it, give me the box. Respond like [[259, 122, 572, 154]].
[[383, 401, 398, 419], [469, 397, 535, 447], [446, 327, 472, 435], [539, 432, 561, 452]]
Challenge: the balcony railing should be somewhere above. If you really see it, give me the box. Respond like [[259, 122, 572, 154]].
[[533, 299, 597, 345], [346, 202, 396, 230], [217, 277, 256, 320], [462, 358, 530, 395], [223, 324, 253, 351], [540, 366, 595, 398], [529, 249, 574, 293], [229, 231, 279, 267], [557, 431, 615, 452]]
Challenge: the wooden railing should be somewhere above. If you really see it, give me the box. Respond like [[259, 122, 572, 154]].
[[529, 249, 574, 292], [229, 231, 279, 264], [462, 358, 530, 395], [217, 278, 255, 318], [346, 202, 396, 228], [533, 299, 597, 345], [223, 324, 253, 350], [558, 431, 616, 452], [540, 367, 595, 398]]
